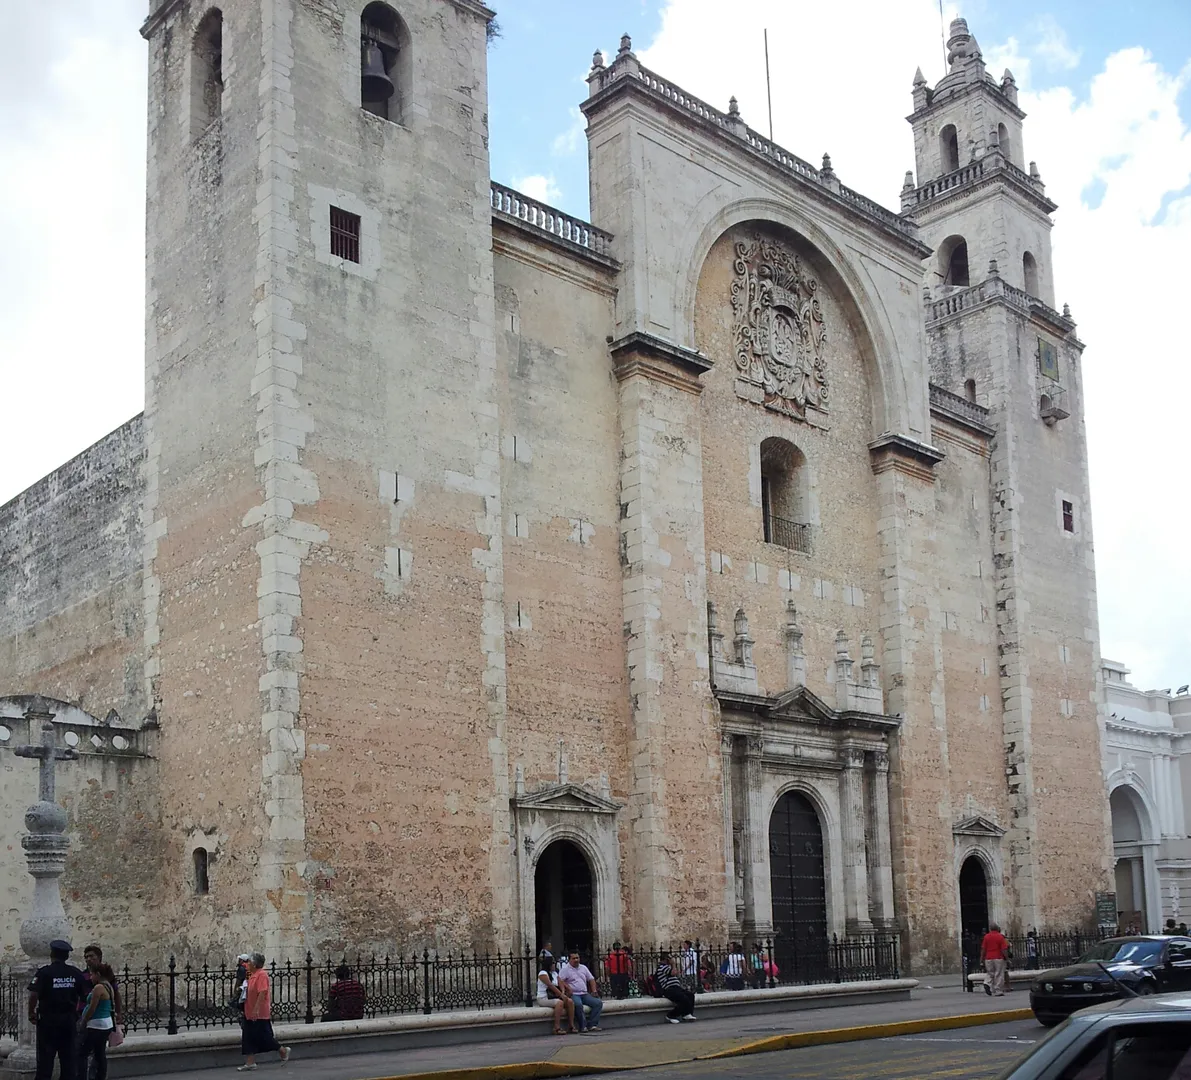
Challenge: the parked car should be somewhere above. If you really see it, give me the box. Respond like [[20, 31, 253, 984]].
[[995, 992, 1191, 1079], [1029, 936, 1191, 1027]]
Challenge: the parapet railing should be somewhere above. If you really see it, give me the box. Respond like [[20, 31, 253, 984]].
[[929, 384, 993, 429], [904, 152, 1049, 211], [490, 181, 615, 260], [927, 277, 1075, 330], [590, 60, 917, 241]]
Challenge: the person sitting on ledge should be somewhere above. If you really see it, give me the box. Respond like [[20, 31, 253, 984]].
[[322, 965, 365, 1022]]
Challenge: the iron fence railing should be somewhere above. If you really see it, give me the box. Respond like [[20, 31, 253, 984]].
[[764, 514, 812, 554], [960, 928, 1118, 990], [0, 933, 899, 1035]]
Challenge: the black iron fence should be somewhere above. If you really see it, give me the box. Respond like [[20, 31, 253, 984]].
[[960, 928, 1116, 990], [0, 933, 898, 1036]]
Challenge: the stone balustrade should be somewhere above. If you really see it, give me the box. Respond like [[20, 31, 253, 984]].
[[904, 152, 1049, 211], [490, 181, 614, 259], [929, 383, 994, 431], [588, 54, 918, 241], [927, 277, 1075, 332]]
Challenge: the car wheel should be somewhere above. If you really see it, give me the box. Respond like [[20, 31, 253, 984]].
[[1036, 1016, 1060, 1028], [1136, 983, 1155, 996]]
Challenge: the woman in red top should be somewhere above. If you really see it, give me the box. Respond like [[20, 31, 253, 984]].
[[238, 953, 291, 1072]]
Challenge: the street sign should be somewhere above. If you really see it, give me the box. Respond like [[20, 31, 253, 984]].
[[1096, 891, 1118, 928]]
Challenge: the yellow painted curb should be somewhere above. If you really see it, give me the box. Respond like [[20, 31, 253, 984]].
[[698, 1008, 1034, 1059], [363, 1008, 1035, 1080]]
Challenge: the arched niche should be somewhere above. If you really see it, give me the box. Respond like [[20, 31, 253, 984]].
[[678, 201, 908, 442], [360, 2, 412, 124]]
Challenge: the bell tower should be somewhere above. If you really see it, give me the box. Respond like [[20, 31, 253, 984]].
[[139, 0, 508, 955], [902, 18, 1112, 934]]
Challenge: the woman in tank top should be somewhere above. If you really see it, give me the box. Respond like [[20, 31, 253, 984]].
[[79, 962, 116, 1080]]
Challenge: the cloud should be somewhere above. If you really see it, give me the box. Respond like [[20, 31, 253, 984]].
[[1032, 15, 1082, 72], [551, 108, 586, 156], [638, 3, 1191, 689], [512, 173, 564, 205]]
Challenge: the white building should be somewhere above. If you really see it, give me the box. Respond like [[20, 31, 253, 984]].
[[1103, 660, 1191, 931]]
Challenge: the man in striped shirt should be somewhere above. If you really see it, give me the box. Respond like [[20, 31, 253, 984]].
[[653, 952, 696, 1024]]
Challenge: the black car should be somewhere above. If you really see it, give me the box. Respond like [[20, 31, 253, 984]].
[[1030, 936, 1191, 1026]]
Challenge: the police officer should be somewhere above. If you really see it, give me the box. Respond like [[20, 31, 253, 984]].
[[27, 938, 85, 1080]]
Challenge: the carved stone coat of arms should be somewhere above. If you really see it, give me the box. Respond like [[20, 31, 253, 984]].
[[730, 237, 829, 420]]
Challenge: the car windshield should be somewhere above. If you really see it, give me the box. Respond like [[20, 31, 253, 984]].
[[1078, 940, 1163, 964]]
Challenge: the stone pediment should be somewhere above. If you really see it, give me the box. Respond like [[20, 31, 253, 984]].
[[771, 685, 836, 722], [953, 815, 1005, 838], [511, 784, 621, 815], [718, 685, 900, 732]]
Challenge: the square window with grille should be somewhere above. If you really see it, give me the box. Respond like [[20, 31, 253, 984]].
[[330, 206, 361, 263]]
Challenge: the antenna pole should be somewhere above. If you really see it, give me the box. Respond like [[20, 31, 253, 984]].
[[764, 29, 774, 141], [939, 0, 947, 70]]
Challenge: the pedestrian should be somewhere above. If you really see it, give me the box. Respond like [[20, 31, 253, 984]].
[[1166, 919, 1178, 934], [747, 943, 765, 989], [534, 954, 576, 1035], [27, 938, 85, 1080], [679, 940, 698, 992], [652, 951, 696, 1024], [721, 943, 746, 991], [558, 951, 603, 1033], [1025, 930, 1039, 970], [232, 954, 251, 1020], [238, 952, 291, 1071], [606, 941, 632, 1000], [980, 923, 1010, 997], [1180, 923, 1189, 936], [322, 965, 366, 1022], [79, 945, 123, 1080], [79, 962, 118, 1080]]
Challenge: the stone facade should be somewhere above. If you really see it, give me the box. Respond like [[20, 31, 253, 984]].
[[1102, 661, 1191, 932], [0, 9, 1111, 972]]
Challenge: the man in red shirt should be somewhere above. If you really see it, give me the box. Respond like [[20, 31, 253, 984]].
[[980, 923, 1011, 996]]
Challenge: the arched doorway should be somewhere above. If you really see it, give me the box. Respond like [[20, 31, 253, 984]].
[[770, 791, 828, 977], [535, 840, 594, 957], [1110, 786, 1149, 932], [959, 855, 990, 941]]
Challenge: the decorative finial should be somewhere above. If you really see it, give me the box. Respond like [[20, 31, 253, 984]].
[[821, 152, 834, 176], [618, 33, 632, 57], [988, 258, 999, 276], [1062, 303, 1072, 319], [923, 284, 932, 301], [1029, 160, 1041, 178], [835, 629, 850, 660], [912, 66, 927, 87], [1002, 68, 1017, 86], [862, 634, 875, 663], [591, 49, 605, 71], [728, 96, 740, 116], [902, 170, 915, 191]]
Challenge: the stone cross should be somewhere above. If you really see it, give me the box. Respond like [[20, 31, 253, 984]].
[[13, 706, 78, 802]]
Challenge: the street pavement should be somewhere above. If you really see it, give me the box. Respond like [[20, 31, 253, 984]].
[[143, 981, 1038, 1079], [595, 1019, 1044, 1079]]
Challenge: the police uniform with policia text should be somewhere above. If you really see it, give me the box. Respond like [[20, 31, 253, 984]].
[[27, 939, 86, 1080]]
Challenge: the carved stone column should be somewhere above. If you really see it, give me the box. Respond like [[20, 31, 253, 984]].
[[741, 735, 773, 937], [720, 733, 739, 934], [784, 601, 806, 689], [868, 751, 896, 928], [840, 745, 872, 932]]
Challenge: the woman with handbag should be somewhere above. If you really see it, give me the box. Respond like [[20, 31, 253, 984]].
[[78, 963, 119, 1080]]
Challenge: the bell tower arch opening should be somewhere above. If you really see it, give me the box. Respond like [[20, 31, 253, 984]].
[[939, 123, 960, 174], [190, 8, 223, 137], [534, 840, 595, 958], [361, 2, 411, 123]]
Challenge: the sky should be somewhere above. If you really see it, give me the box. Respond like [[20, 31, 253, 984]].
[[0, 1, 1188, 691]]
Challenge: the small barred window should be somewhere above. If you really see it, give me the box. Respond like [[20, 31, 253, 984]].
[[330, 207, 361, 263]]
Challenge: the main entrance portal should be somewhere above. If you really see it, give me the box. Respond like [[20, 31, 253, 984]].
[[534, 840, 594, 957], [769, 791, 828, 977]]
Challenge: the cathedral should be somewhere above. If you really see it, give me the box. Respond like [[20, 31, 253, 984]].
[[0, 1, 1112, 973]]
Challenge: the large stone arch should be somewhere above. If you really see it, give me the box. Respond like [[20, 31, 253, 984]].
[[1107, 775, 1160, 932], [676, 197, 912, 441]]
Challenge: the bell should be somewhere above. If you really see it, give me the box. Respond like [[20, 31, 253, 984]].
[[361, 43, 395, 101]]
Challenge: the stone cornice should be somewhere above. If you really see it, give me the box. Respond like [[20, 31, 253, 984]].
[[715, 687, 901, 733], [906, 156, 1057, 219], [609, 332, 712, 394], [929, 384, 996, 441], [907, 78, 1026, 124], [868, 433, 945, 482]]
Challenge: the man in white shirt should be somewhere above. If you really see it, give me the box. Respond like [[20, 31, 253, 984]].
[[557, 952, 603, 1033]]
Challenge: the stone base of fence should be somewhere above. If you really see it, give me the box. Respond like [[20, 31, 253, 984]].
[[965, 967, 1054, 990], [93, 978, 916, 1078]]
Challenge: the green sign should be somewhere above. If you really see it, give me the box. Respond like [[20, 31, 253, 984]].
[[1096, 891, 1118, 927], [1038, 337, 1060, 380]]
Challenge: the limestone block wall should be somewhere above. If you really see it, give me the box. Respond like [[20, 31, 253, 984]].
[[0, 417, 146, 719], [491, 234, 634, 930]]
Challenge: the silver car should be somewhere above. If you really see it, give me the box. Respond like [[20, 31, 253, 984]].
[[996, 992, 1191, 1078]]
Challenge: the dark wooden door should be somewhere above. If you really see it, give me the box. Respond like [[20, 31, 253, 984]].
[[770, 791, 828, 978], [535, 841, 594, 959]]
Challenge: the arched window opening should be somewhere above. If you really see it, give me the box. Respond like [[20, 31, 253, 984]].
[[193, 848, 210, 895], [997, 122, 1011, 163], [361, 3, 410, 123], [1022, 251, 1039, 296], [964, 378, 977, 403], [191, 9, 223, 136], [760, 437, 810, 554], [939, 235, 970, 288], [940, 124, 959, 173]]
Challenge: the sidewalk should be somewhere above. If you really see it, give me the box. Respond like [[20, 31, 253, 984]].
[[144, 982, 1033, 1080]]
